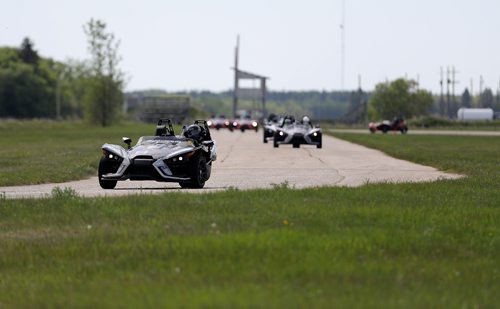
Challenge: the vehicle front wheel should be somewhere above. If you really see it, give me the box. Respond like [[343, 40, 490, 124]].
[[293, 143, 300, 148], [181, 155, 207, 189], [273, 139, 279, 148], [98, 157, 117, 189], [179, 182, 192, 189]]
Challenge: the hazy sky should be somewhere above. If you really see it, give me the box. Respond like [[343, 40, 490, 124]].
[[1, 0, 499, 94]]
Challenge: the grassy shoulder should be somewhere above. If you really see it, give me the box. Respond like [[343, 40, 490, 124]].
[[0, 120, 161, 186], [1, 183, 499, 307], [0, 122, 499, 307]]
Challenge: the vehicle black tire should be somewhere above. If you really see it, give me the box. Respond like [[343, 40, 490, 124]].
[[98, 157, 117, 189], [401, 127, 408, 134], [263, 134, 268, 143], [273, 139, 279, 148], [369, 128, 376, 133], [179, 182, 192, 188], [293, 143, 300, 148], [382, 127, 388, 134], [241, 128, 245, 132], [184, 155, 207, 189], [317, 138, 322, 149]]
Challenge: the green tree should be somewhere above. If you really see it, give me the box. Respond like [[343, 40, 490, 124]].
[[83, 19, 124, 126], [461, 88, 472, 108], [369, 78, 433, 119], [18, 37, 39, 67], [479, 88, 494, 108], [0, 40, 56, 118]]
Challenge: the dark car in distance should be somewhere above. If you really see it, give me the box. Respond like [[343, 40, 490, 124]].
[[369, 117, 408, 134]]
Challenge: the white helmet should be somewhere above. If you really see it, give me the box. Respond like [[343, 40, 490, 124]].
[[302, 116, 310, 125]]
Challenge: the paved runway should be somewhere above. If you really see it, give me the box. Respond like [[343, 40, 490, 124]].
[[0, 130, 462, 198]]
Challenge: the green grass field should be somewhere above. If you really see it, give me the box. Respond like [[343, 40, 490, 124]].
[[0, 120, 175, 186], [0, 121, 499, 307]]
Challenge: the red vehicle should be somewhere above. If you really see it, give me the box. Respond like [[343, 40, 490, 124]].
[[207, 115, 230, 130], [231, 115, 259, 132], [369, 117, 408, 134]]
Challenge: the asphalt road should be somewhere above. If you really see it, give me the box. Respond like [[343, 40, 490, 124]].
[[0, 130, 461, 198]]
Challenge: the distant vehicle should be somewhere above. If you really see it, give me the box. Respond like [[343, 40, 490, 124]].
[[273, 115, 322, 148], [98, 119, 217, 189], [369, 117, 408, 134], [457, 108, 494, 121], [207, 115, 230, 130], [231, 115, 259, 132], [262, 113, 281, 143]]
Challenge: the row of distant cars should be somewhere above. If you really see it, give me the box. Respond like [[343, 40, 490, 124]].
[[208, 113, 322, 148], [207, 115, 259, 132]]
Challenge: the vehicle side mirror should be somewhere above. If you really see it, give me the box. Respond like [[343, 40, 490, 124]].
[[122, 137, 132, 149]]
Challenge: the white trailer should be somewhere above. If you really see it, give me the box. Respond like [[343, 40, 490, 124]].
[[457, 108, 494, 121]]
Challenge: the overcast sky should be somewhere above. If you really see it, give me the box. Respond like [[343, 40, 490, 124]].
[[1, 0, 499, 94]]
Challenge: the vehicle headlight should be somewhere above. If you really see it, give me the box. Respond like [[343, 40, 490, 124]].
[[233, 122, 238, 126], [313, 132, 318, 137], [169, 151, 195, 163], [252, 121, 258, 127], [207, 120, 213, 126], [279, 131, 284, 136], [172, 155, 185, 162], [102, 149, 121, 160]]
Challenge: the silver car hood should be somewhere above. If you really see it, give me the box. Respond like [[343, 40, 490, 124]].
[[128, 140, 195, 159], [279, 124, 321, 135], [102, 139, 196, 161]]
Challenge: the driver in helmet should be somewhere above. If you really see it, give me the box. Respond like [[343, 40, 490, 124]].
[[183, 124, 206, 143], [302, 115, 311, 126]]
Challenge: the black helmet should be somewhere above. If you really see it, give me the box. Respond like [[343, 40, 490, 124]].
[[183, 124, 205, 141]]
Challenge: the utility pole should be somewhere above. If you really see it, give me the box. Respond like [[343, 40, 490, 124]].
[[446, 66, 451, 118], [232, 35, 240, 119], [451, 66, 459, 118], [479, 75, 484, 108], [440, 67, 444, 116], [451, 66, 456, 103]]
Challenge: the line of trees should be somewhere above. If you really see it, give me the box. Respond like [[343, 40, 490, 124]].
[[0, 19, 123, 126], [127, 89, 351, 121]]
